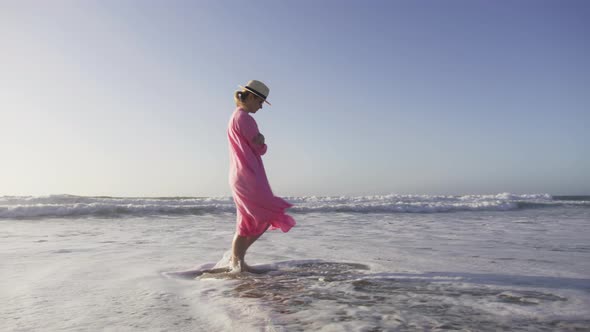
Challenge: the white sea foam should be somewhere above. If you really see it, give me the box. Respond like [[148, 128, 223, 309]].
[[1, 193, 583, 219], [2, 203, 589, 331]]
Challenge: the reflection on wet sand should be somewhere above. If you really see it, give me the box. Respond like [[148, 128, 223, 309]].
[[195, 261, 590, 331]]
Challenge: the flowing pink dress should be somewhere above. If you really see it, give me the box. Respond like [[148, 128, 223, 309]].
[[227, 108, 296, 236]]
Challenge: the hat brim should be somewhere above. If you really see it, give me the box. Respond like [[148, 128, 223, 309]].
[[238, 85, 272, 106]]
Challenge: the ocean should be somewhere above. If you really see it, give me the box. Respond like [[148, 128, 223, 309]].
[[2, 193, 589, 331]]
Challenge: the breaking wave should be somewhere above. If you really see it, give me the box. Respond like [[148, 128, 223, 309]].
[[0, 193, 586, 219]]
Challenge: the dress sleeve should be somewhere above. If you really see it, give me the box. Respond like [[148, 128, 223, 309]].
[[237, 113, 268, 156]]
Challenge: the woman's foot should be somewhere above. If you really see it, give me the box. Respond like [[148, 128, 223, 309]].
[[230, 256, 250, 273]]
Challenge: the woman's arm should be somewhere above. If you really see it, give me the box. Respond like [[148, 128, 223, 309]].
[[251, 133, 267, 155], [253, 133, 265, 145], [236, 114, 267, 156], [237, 114, 267, 156]]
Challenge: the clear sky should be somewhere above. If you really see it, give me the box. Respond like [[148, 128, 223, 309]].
[[1, 0, 589, 197]]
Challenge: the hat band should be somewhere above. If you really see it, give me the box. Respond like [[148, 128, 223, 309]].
[[244, 86, 267, 99]]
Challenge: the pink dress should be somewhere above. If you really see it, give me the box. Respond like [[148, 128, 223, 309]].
[[227, 108, 296, 236]]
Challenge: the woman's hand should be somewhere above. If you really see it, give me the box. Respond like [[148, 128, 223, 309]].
[[253, 133, 265, 145]]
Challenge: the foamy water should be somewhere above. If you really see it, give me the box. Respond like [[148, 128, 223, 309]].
[[2, 194, 589, 331], [1, 193, 585, 219]]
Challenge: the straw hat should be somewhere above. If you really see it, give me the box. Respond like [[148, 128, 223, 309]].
[[238, 80, 271, 105]]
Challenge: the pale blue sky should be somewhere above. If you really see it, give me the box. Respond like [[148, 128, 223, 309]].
[[1, 0, 588, 197]]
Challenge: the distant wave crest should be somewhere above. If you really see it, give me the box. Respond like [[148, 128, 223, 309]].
[[0, 193, 586, 219]]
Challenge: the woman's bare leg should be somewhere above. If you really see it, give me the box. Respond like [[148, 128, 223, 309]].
[[231, 234, 249, 269], [231, 224, 270, 271], [245, 224, 270, 251]]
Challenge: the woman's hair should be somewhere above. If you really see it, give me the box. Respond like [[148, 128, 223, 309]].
[[234, 89, 253, 106]]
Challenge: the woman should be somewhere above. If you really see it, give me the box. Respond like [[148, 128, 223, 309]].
[[226, 80, 296, 272]]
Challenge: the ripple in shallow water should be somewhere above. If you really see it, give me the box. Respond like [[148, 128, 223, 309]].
[[192, 261, 590, 331]]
